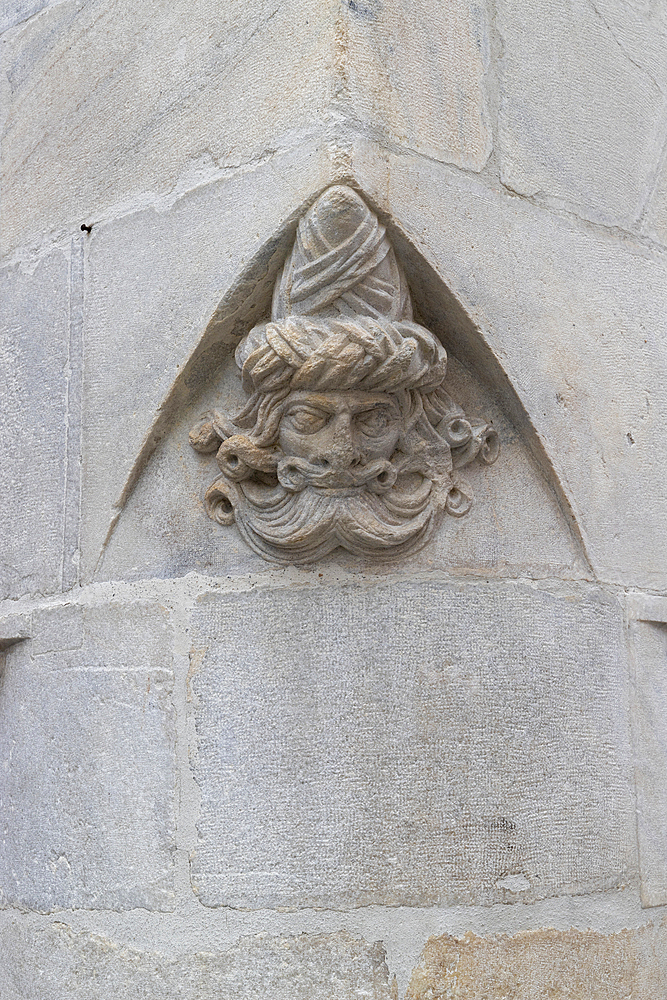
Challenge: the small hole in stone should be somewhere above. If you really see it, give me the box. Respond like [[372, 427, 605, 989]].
[[227, 454, 239, 468], [217, 497, 233, 514], [377, 471, 389, 484], [80, 223, 92, 233]]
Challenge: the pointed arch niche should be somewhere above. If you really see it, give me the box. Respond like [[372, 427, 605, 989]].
[[95, 185, 591, 584]]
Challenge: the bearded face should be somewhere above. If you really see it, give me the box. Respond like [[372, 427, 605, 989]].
[[199, 388, 449, 565], [189, 185, 499, 564]]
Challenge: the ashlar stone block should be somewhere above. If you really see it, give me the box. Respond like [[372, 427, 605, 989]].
[[0, 922, 393, 1000], [0, 601, 177, 912], [406, 922, 667, 1000], [344, 0, 491, 170], [0, 251, 71, 600], [628, 617, 667, 907], [190, 579, 636, 909], [355, 153, 667, 590], [496, 0, 667, 228], [0, 0, 336, 255]]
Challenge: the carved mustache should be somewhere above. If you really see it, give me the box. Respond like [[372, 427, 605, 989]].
[[214, 435, 398, 494], [276, 456, 398, 494]]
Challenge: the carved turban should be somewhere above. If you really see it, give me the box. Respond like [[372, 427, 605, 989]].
[[236, 186, 447, 395]]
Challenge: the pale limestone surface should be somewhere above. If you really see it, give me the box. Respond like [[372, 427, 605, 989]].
[[0, 923, 392, 1000], [0, 0, 336, 256], [190, 580, 635, 909], [0, 0, 48, 33], [2, 0, 667, 994], [643, 150, 667, 247], [496, 0, 667, 228], [1, 0, 491, 258], [628, 618, 667, 908], [343, 0, 491, 168], [354, 148, 667, 590], [0, 602, 176, 911], [0, 250, 72, 600], [80, 147, 332, 582], [97, 350, 588, 583]]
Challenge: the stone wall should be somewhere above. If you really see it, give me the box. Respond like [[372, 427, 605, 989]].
[[1, 1, 666, 996]]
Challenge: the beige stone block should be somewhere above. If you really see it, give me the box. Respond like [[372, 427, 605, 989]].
[[0, 0, 335, 255], [496, 0, 667, 228], [0, 602, 176, 911], [343, 0, 491, 170], [0, 922, 393, 1000], [406, 921, 667, 999], [189, 579, 635, 909]]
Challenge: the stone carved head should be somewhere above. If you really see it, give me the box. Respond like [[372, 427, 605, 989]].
[[190, 186, 499, 564]]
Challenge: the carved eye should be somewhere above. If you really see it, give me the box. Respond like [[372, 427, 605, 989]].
[[284, 405, 330, 435], [355, 407, 393, 438]]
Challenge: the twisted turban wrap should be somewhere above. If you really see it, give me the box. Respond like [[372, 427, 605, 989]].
[[236, 185, 446, 395]]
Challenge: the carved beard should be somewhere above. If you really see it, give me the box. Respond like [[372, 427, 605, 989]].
[[210, 473, 438, 564]]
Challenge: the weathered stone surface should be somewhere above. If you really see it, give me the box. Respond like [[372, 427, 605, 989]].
[[0, 0, 335, 256], [0, 922, 392, 1000], [643, 149, 667, 247], [188, 185, 500, 566], [344, 0, 491, 170], [98, 346, 588, 585], [190, 579, 635, 909], [355, 152, 667, 590], [0, 602, 176, 911], [0, 0, 48, 33], [0, 251, 71, 600], [406, 921, 667, 999], [1, 0, 495, 256], [628, 618, 667, 908], [496, 0, 667, 228], [80, 147, 332, 582]]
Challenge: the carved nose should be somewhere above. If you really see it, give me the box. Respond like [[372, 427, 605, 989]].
[[313, 413, 360, 470]]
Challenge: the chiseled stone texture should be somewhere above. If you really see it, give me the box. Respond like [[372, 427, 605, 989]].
[[0, 0, 49, 33], [343, 0, 491, 169], [0, 602, 176, 911], [355, 152, 667, 590], [0, 251, 71, 600], [496, 0, 667, 228], [190, 579, 635, 909], [643, 149, 667, 248], [0, 0, 336, 256], [628, 618, 667, 908], [0, 922, 392, 1000], [406, 922, 667, 999]]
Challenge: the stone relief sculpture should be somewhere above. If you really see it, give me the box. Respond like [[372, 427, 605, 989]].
[[189, 186, 499, 564]]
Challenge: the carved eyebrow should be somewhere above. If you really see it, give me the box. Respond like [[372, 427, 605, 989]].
[[288, 398, 336, 414], [350, 400, 397, 415]]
